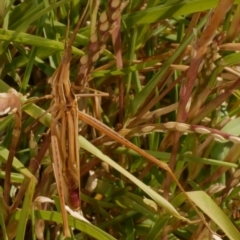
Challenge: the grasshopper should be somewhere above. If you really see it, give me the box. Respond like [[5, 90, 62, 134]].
[[49, 36, 80, 211], [47, 18, 84, 235]]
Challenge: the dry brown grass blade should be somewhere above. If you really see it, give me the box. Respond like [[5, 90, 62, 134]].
[[0, 89, 21, 206], [10, 132, 51, 212], [111, 1, 125, 124], [164, 0, 234, 204], [77, 110, 212, 231], [179, 0, 234, 123]]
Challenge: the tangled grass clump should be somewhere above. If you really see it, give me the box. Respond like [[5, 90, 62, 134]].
[[1, 0, 240, 239]]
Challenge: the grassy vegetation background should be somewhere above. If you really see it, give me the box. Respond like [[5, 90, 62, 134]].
[[1, 0, 240, 239]]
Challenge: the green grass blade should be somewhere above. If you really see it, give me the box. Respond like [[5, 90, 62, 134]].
[[187, 191, 240, 240], [12, 209, 117, 240], [15, 178, 36, 240], [0, 145, 37, 180], [125, 14, 207, 118], [0, 29, 83, 55], [123, 0, 240, 28], [79, 135, 187, 222]]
